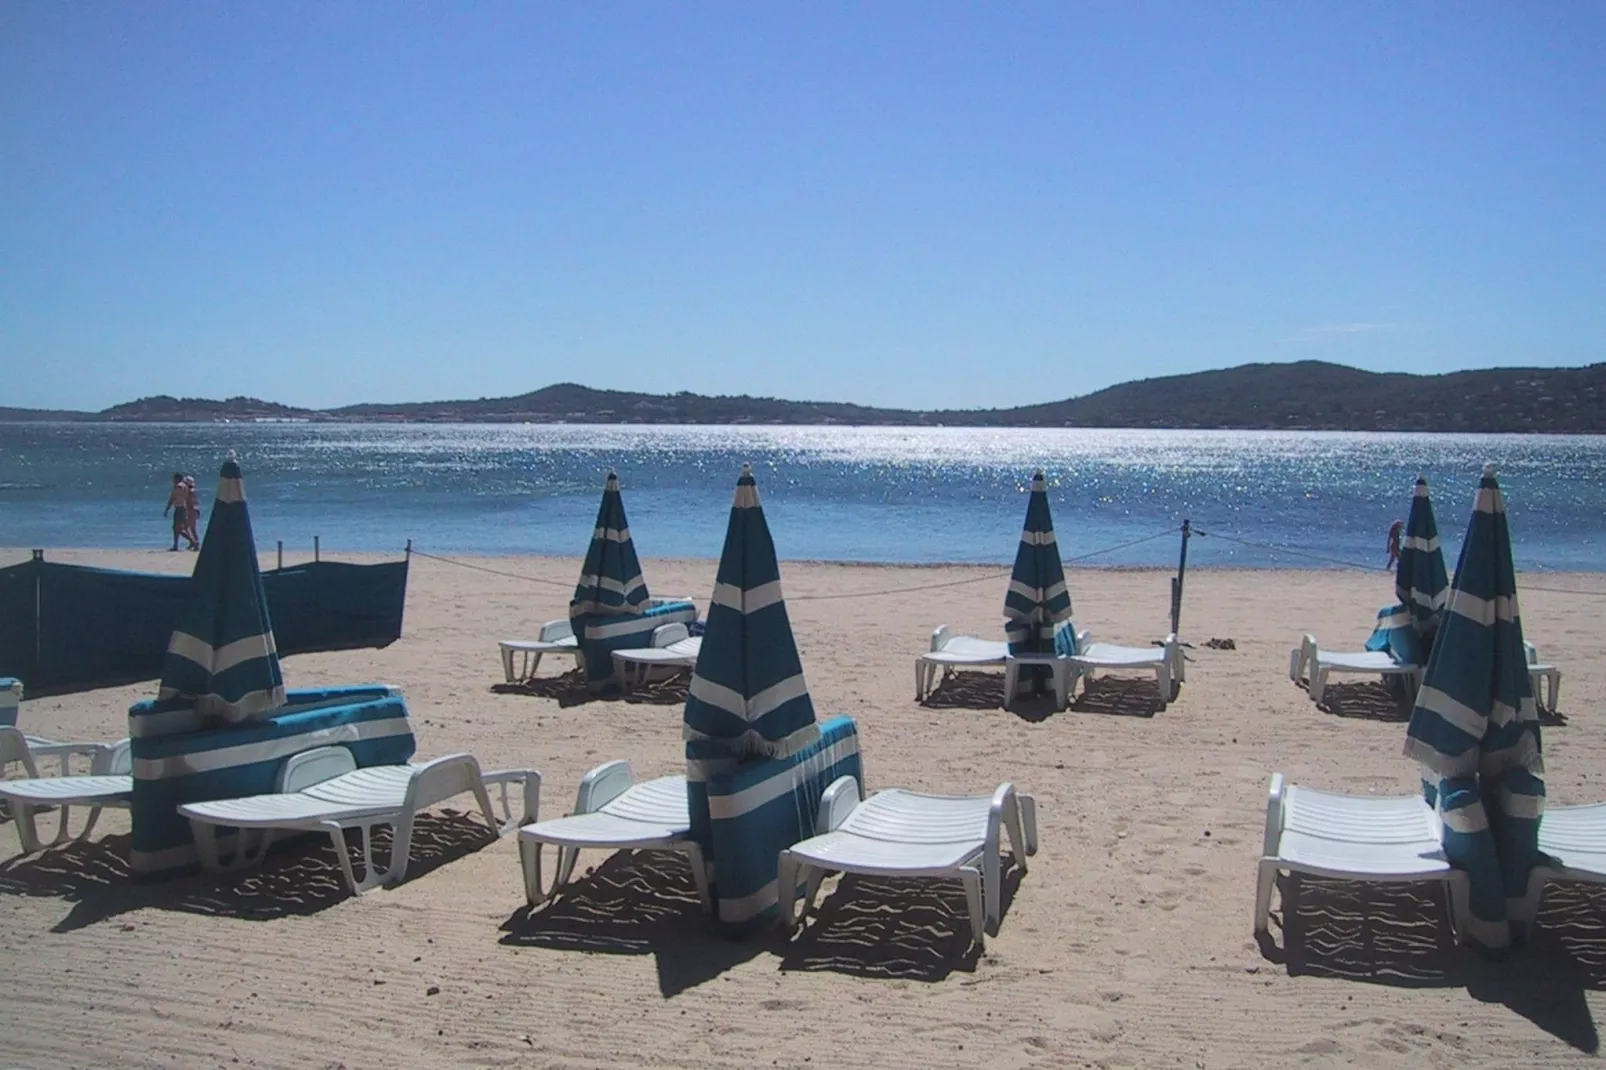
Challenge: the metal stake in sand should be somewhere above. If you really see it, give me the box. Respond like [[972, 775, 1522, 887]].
[[1171, 518, 1192, 640]]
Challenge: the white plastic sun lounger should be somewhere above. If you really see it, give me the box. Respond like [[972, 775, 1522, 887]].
[[1253, 773, 1468, 942], [0, 725, 108, 779], [916, 626, 1011, 701], [1065, 632, 1185, 708], [516, 761, 707, 911], [611, 623, 703, 690], [1525, 641, 1562, 713], [499, 618, 581, 682], [0, 728, 133, 853], [1288, 634, 1421, 705], [777, 776, 1038, 946], [178, 746, 540, 894]]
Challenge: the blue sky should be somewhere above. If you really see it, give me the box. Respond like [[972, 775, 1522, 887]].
[[3, 3, 1602, 412]]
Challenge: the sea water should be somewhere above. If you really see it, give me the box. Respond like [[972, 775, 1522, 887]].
[[1, 423, 1602, 570]]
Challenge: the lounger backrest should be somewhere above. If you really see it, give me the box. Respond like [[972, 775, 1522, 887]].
[[929, 624, 951, 652], [1524, 640, 1539, 666], [278, 746, 358, 793], [815, 775, 862, 834], [0, 727, 40, 778], [539, 618, 575, 643], [93, 738, 133, 776], [650, 622, 689, 648]]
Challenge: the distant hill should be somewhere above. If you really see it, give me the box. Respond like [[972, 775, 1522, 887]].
[[993, 361, 1606, 433], [4, 361, 1603, 432]]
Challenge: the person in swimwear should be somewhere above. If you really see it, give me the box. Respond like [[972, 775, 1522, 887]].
[[164, 473, 198, 551], [182, 475, 201, 549], [1385, 519, 1404, 570]]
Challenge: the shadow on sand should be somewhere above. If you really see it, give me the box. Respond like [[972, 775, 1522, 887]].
[[0, 809, 504, 933], [778, 867, 1025, 982], [1259, 872, 1602, 1053], [491, 669, 596, 707], [498, 850, 762, 997], [1312, 681, 1412, 722], [1069, 677, 1165, 718]]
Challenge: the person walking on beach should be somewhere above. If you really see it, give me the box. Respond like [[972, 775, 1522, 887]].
[[164, 472, 198, 551], [1385, 519, 1404, 570], [182, 474, 201, 549]]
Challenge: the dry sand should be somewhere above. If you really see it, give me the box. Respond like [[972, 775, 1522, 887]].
[[3, 547, 1606, 1069]]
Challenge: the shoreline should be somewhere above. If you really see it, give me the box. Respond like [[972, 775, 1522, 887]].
[[7, 546, 1606, 585]]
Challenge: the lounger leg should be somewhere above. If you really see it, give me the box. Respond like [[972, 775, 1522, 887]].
[[776, 852, 801, 933], [1155, 664, 1171, 710], [325, 823, 364, 895], [1309, 667, 1328, 705], [385, 813, 417, 888], [521, 840, 547, 906], [79, 806, 104, 843], [1253, 860, 1278, 936], [529, 652, 543, 679], [915, 663, 924, 702], [12, 802, 43, 854], [960, 868, 985, 947], [501, 646, 517, 684], [1446, 874, 1471, 945], [1003, 663, 1020, 709], [684, 843, 712, 915], [191, 820, 223, 872], [555, 846, 579, 892]]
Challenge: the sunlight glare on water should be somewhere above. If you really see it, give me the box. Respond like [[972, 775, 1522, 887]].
[[1, 423, 1602, 569]]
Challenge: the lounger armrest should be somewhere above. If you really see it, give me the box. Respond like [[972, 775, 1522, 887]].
[[538, 618, 575, 643], [1524, 640, 1539, 666], [92, 739, 133, 776], [573, 759, 634, 815], [481, 768, 543, 833], [989, 782, 1036, 864], [929, 624, 951, 653], [815, 775, 862, 834], [1262, 773, 1286, 858]]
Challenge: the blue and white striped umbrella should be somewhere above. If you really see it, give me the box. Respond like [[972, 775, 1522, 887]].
[[1403, 465, 1544, 953], [683, 465, 819, 775], [1004, 472, 1073, 686], [1396, 477, 1449, 640], [157, 454, 285, 724], [570, 470, 651, 620]]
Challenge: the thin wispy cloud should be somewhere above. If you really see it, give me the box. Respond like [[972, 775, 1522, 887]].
[[1278, 322, 1398, 344]]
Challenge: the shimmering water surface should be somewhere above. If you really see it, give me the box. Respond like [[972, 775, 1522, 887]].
[[1, 423, 1603, 570]]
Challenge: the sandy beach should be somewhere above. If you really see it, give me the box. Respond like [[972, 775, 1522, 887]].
[[3, 546, 1605, 1069]]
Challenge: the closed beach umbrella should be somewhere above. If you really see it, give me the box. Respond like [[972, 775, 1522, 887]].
[[570, 471, 651, 619], [1004, 471, 1073, 690], [1396, 477, 1450, 642], [157, 453, 285, 724], [1403, 465, 1544, 953], [683, 464, 819, 773]]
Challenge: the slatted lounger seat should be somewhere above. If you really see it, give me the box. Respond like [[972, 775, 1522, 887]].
[[517, 761, 707, 912], [1062, 632, 1184, 709], [1253, 773, 1468, 943], [179, 746, 540, 894], [611, 623, 703, 690], [0, 729, 133, 852], [1288, 634, 1422, 705], [499, 619, 581, 682], [778, 776, 1038, 947], [916, 627, 1011, 702]]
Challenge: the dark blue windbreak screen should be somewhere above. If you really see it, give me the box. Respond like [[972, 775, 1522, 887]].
[[0, 557, 407, 696], [266, 561, 409, 656]]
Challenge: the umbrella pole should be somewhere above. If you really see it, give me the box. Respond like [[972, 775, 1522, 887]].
[[1170, 520, 1191, 639], [32, 549, 43, 683]]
